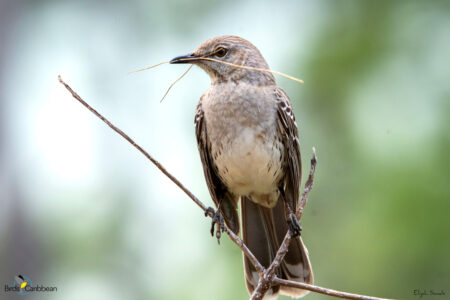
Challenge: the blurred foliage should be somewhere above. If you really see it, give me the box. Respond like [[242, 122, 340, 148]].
[[0, 1, 449, 300]]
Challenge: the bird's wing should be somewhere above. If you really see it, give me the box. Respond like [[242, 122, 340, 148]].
[[195, 97, 239, 233], [274, 87, 302, 211]]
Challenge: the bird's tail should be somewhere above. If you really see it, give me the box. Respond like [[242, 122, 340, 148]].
[[241, 196, 313, 299]]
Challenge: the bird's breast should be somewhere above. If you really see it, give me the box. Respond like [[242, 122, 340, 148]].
[[202, 83, 284, 203], [213, 127, 284, 200]]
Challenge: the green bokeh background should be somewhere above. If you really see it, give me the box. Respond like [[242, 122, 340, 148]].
[[0, 1, 449, 300]]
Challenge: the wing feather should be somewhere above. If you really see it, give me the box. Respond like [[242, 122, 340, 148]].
[[274, 88, 302, 210], [195, 97, 239, 233]]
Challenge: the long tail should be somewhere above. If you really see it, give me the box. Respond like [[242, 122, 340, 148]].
[[241, 196, 313, 299]]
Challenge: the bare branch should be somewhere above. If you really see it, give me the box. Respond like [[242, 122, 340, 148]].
[[58, 75, 394, 300], [57, 75, 264, 274], [274, 277, 392, 300], [57, 76, 203, 211]]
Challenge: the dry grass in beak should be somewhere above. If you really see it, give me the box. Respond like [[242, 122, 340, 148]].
[[160, 65, 193, 103], [129, 56, 304, 101], [128, 60, 170, 74], [174, 56, 304, 84]]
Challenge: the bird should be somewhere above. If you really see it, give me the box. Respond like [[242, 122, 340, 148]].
[[170, 35, 313, 299]]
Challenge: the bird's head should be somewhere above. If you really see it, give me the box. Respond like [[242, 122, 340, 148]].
[[170, 35, 275, 86]]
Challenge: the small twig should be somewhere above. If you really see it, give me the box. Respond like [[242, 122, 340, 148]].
[[274, 278, 391, 300], [227, 227, 264, 274], [298, 147, 317, 219], [58, 75, 394, 300]]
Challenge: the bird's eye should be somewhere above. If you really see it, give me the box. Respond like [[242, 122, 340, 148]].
[[215, 47, 228, 58]]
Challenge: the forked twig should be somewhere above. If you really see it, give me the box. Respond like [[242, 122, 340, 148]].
[[58, 75, 394, 300]]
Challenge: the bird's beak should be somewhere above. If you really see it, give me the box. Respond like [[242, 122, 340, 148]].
[[170, 52, 200, 64]]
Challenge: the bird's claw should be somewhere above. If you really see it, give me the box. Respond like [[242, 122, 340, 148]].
[[205, 207, 225, 244], [205, 206, 215, 218], [287, 213, 302, 237]]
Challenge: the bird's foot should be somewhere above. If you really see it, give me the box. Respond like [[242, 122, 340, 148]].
[[205, 207, 225, 244], [204, 206, 215, 218], [287, 213, 302, 237]]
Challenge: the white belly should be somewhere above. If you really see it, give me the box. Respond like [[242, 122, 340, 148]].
[[213, 127, 283, 198]]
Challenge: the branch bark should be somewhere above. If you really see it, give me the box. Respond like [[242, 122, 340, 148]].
[[58, 75, 394, 300]]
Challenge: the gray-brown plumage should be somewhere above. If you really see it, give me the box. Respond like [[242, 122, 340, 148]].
[[171, 35, 313, 299]]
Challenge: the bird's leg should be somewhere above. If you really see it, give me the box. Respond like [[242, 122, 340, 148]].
[[204, 205, 225, 244], [286, 208, 302, 238], [279, 187, 302, 237]]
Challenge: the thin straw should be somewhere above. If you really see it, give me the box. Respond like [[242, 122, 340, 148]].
[[160, 65, 193, 103], [129, 57, 304, 84], [128, 60, 170, 74], [177, 57, 304, 84]]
